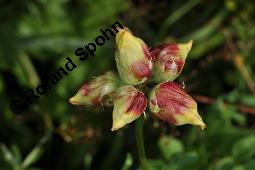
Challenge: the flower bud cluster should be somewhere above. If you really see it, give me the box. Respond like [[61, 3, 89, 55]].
[[70, 27, 206, 131]]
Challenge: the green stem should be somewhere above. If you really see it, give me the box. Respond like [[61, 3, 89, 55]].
[[135, 116, 150, 170]]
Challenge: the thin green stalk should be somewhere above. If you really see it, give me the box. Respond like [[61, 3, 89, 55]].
[[135, 116, 150, 170], [101, 132, 124, 170], [17, 52, 40, 88], [156, 0, 202, 42]]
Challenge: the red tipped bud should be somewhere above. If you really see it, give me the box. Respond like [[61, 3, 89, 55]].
[[151, 41, 192, 83], [69, 71, 118, 106], [115, 28, 152, 85], [111, 85, 147, 131], [149, 81, 206, 129]]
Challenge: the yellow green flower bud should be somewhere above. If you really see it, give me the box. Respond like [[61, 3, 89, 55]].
[[151, 41, 192, 83], [69, 71, 119, 106], [115, 28, 152, 85], [111, 85, 147, 131], [149, 81, 206, 129]]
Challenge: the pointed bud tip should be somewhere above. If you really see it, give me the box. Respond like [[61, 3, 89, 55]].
[[193, 116, 206, 130], [115, 28, 152, 85], [121, 27, 132, 33], [194, 112, 206, 130], [198, 123, 206, 130], [191, 111, 206, 130], [116, 27, 132, 38], [69, 97, 80, 105], [69, 97, 75, 104], [111, 121, 123, 131], [187, 40, 193, 51]]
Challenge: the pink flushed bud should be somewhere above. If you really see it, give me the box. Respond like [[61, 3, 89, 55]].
[[69, 71, 119, 106], [151, 41, 192, 83], [149, 81, 206, 129], [111, 85, 147, 131], [115, 28, 153, 85]]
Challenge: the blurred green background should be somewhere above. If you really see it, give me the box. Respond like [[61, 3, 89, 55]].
[[1, 0, 255, 169]]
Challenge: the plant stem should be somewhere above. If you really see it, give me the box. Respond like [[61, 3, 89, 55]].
[[135, 116, 150, 170]]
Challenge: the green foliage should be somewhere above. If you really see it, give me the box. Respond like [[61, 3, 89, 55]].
[[158, 136, 184, 160]]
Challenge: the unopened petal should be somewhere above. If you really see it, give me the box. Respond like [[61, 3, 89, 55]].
[[69, 71, 119, 106], [115, 28, 152, 85], [151, 41, 193, 83], [149, 81, 206, 129], [111, 86, 147, 131]]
